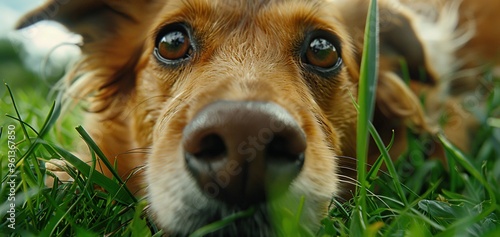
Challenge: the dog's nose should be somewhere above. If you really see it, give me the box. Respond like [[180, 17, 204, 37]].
[[183, 101, 306, 206]]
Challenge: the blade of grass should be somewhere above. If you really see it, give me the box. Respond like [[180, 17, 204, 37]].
[[382, 179, 445, 235], [189, 207, 256, 237], [366, 128, 394, 182], [75, 126, 137, 202], [5, 83, 63, 169], [5, 83, 30, 145], [436, 134, 498, 236], [369, 123, 408, 205], [75, 127, 124, 184], [39, 182, 79, 236], [15, 98, 61, 161], [356, 0, 379, 230], [124, 200, 152, 237], [41, 142, 136, 205]]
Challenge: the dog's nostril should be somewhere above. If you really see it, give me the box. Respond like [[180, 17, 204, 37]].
[[267, 136, 304, 163], [184, 133, 227, 182], [267, 136, 287, 157], [194, 134, 226, 160]]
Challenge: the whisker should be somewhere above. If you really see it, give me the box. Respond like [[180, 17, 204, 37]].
[[337, 174, 360, 185], [332, 176, 401, 218], [337, 166, 357, 173], [335, 155, 394, 178], [123, 95, 171, 120], [111, 148, 152, 162], [335, 155, 357, 162], [123, 93, 194, 120], [123, 147, 153, 155]]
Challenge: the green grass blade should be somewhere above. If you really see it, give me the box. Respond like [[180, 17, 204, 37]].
[[436, 134, 498, 236], [75, 126, 137, 201], [5, 83, 30, 144], [41, 142, 136, 205], [189, 208, 256, 237], [125, 200, 152, 237], [356, 0, 379, 229], [15, 98, 61, 162], [75, 127, 124, 183], [369, 123, 408, 205], [366, 128, 394, 181]]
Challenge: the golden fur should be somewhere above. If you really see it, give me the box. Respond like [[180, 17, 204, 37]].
[[17, 0, 497, 235]]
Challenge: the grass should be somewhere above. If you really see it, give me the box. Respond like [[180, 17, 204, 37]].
[[355, 0, 380, 233], [0, 84, 159, 236], [1, 0, 500, 235]]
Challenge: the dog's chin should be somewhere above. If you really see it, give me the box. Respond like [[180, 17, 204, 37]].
[[165, 203, 275, 237], [164, 195, 325, 237]]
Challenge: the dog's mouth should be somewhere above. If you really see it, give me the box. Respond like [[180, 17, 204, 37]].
[[165, 195, 312, 237], [175, 205, 273, 237]]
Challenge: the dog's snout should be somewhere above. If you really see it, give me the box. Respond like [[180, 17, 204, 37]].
[[183, 101, 306, 205]]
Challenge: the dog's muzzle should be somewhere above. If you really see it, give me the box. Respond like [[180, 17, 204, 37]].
[[182, 101, 306, 207]]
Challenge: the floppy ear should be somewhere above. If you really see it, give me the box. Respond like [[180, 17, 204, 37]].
[[375, 70, 431, 135], [16, 0, 161, 45], [336, 0, 442, 164], [339, 0, 438, 133], [16, 0, 163, 114], [375, 2, 438, 133]]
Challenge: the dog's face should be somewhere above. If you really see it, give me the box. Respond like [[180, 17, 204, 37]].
[[139, 1, 359, 233], [18, 0, 438, 235]]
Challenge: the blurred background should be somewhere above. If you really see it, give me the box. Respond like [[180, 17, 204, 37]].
[[1, 1, 83, 146], [0, 0, 81, 94]]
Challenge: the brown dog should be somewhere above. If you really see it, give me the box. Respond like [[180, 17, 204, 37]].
[[17, 0, 491, 235]]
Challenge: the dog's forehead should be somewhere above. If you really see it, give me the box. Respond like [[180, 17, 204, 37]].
[[175, 0, 323, 12], [154, 0, 342, 35]]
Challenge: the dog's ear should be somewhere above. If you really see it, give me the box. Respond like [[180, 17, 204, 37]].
[[378, 6, 437, 85], [375, 3, 439, 132], [340, 0, 438, 132], [16, 0, 161, 45], [337, 0, 442, 164], [360, 1, 440, 134], [16, 0, 163, 114], [16, 0, 105, 36]]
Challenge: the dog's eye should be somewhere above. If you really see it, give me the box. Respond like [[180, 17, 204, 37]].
[[305, 38, 340, 69], [155, 28, 192, 63]]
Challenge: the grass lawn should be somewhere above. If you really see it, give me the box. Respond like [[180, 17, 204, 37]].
[[1, 0, 500, 235]]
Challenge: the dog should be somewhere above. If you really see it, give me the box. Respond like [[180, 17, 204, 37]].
[[16, 0, 496, 235]]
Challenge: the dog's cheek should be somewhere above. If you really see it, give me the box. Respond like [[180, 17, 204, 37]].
[[288, 140, 338, 225], [290, 108, 341, 214], [131, 86, 161, 147], [145, 108, 209, 233], [131, 63, 182, 148], [302, 69, 359, 158]]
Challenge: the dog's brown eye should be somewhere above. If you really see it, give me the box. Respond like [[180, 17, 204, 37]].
[[305, 38, 339, 68], [157, 30, 191, 61]]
